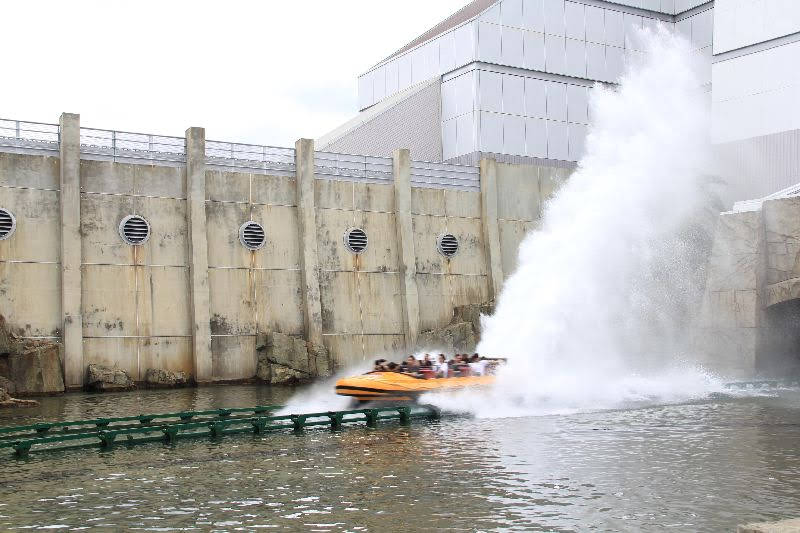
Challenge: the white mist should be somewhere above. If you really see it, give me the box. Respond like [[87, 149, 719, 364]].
[[423, 29, 724, 417]]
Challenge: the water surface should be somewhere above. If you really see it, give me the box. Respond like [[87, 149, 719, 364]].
[[2, 385, 800, 531]]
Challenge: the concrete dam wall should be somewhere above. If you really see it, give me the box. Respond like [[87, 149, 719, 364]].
[[0, 114, 569, 388]]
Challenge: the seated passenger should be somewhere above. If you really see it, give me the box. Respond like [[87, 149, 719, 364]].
[[387, 362, 400, 372], [405, 355, 421, 374], [421, 354, 433, 368], [373, 358, 387, 371], [468, 354, 488, 376], [436, 354, 449, 378]]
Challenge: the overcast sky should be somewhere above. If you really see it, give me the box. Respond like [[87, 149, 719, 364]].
[[2, 0, 467, 146]]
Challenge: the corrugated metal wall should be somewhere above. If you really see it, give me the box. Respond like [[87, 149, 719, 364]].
[[714, 128, 800, 204], [322, 79, 443, 162]]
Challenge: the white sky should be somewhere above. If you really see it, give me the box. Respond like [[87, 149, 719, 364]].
[[1, 0, 467, 146]]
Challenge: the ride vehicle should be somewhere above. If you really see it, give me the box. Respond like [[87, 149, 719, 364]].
[[335, 360, 502, 403]]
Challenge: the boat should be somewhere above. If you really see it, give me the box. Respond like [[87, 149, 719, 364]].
[[335, 371, 496, 403]]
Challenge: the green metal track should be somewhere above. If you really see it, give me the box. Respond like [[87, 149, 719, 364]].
[[0, 405, 442, 457]]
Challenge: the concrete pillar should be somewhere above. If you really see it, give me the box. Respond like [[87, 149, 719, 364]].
[[59, 113, 83, 389], [480, 158, 504, 301], [294, 139, 324, 345], [393, 149, 420, 348], [185, 127, 213, 382]]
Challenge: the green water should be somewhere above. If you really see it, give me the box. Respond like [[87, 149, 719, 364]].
[[2, 385, 800, 531]]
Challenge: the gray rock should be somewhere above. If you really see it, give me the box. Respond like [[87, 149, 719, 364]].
[[0, 386, 38, 408], [0, 314, 65, 396], [0, 375, 16, 395], [86, 364, 135, 392], [268, 364, 306, 385], [308, 342, 332, 377], [144, 368, 190, 388], [417, 300, 494, 353], [255, 357, 272, 382], [255, 360, 306, 385], [255, 331, 333, 382], [451, 301, 495, 338]]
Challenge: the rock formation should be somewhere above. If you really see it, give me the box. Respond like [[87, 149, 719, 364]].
[[0, 385, 38, 407], [144, 368, 190, 388], [255, 331, 332, 385], [86, 363, 135, 392], [417, 301, 495, 353], [0, 314, 64, 396]]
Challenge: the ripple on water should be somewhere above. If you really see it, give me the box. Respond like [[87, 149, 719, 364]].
[[2, 386, 800, 531]]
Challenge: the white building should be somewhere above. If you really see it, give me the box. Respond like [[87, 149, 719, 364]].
[[319, 0, 800, 204]]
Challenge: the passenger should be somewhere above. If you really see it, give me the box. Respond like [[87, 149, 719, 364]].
[[421, 354, 433, 368], [448, 354, 459, 375], [405, 355, 421, 374], [436, 354, 449, 378], [387, 362, 400, 372], [454, 354, 471, 376], [468, 354, 488, 376], [373, 358, 387, 372]]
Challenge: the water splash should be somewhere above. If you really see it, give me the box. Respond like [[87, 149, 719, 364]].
[[423, 28, 726, 417]]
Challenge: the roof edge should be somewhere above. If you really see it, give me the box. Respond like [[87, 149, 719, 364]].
[[361, 0, 496, 76]]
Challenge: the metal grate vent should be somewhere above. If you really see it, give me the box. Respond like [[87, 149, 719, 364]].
[[343, 227, 368, 254], [239, 221, 266, 250], [0, 208, 16, 241], [437, 233, 459, 258], [119, 215, 151, 245]]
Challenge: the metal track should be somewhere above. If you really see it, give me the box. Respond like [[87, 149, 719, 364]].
[[0, 404, 442, 457]]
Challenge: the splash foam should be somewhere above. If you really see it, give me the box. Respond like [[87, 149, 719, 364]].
[[423, 28, 726, 417]]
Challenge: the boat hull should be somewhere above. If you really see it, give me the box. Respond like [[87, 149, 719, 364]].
[[335, 372, 495, 403]]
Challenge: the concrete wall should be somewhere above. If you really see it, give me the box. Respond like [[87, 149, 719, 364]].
[[316, 179, 406, 367], [0, 153, 61, 341], [0, 117, 559, 385], [496, 162, 570, 276], [205, 169, 303, 380], [412, 186, 489, 334], [696, 196, 800, 378], [80, 160, 191, 381]]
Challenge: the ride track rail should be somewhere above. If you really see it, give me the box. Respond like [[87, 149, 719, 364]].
[[0, 404, 443, 458]]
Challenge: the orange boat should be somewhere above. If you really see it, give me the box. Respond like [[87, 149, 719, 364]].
[[335, 371, 495, 403]]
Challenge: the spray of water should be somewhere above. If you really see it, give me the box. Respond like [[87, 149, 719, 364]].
[[423, 28, 726, 417]]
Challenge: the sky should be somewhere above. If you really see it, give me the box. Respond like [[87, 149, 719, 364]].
[[1, 0, 468, 147]]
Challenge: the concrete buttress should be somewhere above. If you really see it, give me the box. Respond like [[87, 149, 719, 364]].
[[185, 127, 213, 382], [59, 113, 83, 388], [294, 139, 324, 346], [392, 149, 420, 348], [480, 158, 504, 300]]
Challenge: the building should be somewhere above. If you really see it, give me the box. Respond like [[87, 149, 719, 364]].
[[319, 0, 800, 204]]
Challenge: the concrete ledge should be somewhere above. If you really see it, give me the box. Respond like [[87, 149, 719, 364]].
[[765, 277, 800, 308], [739, 518, 800, 533]]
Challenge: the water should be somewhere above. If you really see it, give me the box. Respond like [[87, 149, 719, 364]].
[[450, 28, 722, 418], [3, 385, 800, 531]]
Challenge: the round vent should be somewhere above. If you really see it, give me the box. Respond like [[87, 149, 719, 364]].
[[118, 215, 151, 245], [239, 221, 266, 250], [343, 227, 368, 254], [0, 209, 16, 241], [437, 233, 460, 258]]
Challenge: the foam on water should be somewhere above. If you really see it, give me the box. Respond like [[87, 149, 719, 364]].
[[422, 28, 727, 418]]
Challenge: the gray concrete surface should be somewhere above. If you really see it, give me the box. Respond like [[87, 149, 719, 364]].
[[59, 113, 83, 388], [0, 114, 567, 384], [393, 148, 420, 348]]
